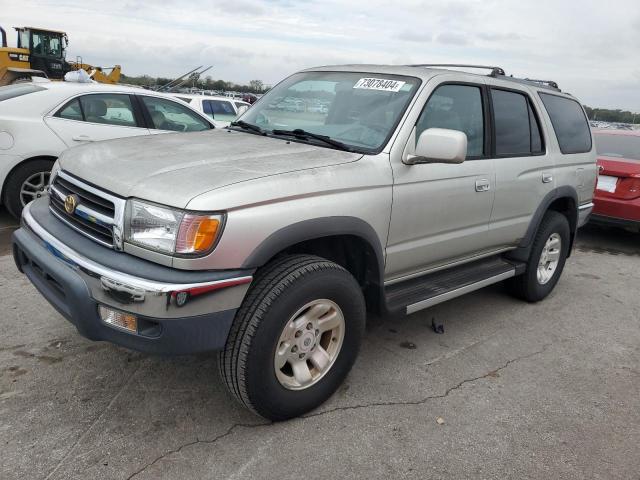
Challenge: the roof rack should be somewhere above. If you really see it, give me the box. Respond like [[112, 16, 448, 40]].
[[522, 78, 560, 90], [407, 64, 506, 77]]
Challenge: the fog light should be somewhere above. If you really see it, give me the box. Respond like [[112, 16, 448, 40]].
[[98, 305, 137, 333]]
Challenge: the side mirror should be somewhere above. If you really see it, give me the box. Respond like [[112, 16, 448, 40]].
[[405, 128, 467, 165], [237, 105, 249, 116]]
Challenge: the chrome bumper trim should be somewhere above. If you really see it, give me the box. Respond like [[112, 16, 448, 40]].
[[577, 202, 594, 228], [22, 202, 252, 318]]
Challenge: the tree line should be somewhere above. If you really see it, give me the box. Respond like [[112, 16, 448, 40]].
[[583, 106, 639, 124], [119, 74, 268, 94]]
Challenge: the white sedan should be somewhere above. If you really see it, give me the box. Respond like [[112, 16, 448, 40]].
[[168, 93, 251, 128], [0, 80, 214, 218]]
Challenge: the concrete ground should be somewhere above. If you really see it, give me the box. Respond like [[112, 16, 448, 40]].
[[1, 218, 638, 480]]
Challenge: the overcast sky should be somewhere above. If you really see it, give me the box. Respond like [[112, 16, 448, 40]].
[[3, 0, 639, 110]]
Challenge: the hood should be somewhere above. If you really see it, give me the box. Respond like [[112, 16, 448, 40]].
[[58, 129, 362, 208]]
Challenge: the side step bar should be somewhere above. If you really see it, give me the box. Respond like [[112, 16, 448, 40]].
[[385, 256, 525, 315]]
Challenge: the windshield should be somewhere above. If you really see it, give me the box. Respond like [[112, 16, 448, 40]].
[[239, 71, 421, 152], [595, 133, 640, 161]]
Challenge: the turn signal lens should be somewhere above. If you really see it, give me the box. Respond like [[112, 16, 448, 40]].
[[98, 305, 137, 333], [176, 214, 221, 254]]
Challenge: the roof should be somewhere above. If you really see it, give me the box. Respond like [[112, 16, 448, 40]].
[[593, 129, 640, 137], [15, 26, 68, 35], [38, 80, 144, 94], [303, 64, 570, 95]]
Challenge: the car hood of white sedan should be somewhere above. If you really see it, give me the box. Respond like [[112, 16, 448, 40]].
[[58, 129, 363, 208]]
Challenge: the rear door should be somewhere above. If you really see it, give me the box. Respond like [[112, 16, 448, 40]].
[[45, 93, 150, 146], [485, 85, 555, 248]]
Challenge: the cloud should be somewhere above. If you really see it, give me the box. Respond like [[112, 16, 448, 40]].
[[1, 0, 639, 110], [435, 32, 469, 46]]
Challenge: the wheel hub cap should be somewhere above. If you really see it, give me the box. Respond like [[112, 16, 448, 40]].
[[274, 299, 345, 391], [20, 171, 50, 207], [537, 233, 562, 285]]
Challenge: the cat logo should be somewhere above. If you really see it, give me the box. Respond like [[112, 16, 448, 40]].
[[64, 194, 78, 214]]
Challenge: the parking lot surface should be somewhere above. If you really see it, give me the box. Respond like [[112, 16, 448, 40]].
[[1, 223, 639, 479]]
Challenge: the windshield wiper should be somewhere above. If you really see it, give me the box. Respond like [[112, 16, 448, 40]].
[[229, 120, 265, 135], [271, 128, 354, 152]]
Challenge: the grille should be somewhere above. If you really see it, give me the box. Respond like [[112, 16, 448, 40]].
[[49, 172, 119, 248]]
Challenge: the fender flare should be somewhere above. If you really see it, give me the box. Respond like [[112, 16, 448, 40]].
[[241, 216, 385, 284], [508, 186, 579, 261]]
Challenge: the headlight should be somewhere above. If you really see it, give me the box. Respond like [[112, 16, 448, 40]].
[[125, 199, 223, 256]]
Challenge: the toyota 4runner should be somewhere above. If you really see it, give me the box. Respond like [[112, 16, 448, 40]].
[[12, 64, 597, 420]]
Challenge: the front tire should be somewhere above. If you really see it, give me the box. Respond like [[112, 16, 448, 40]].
[[507, 211, 570, 302], [219, 255, 366, 421]]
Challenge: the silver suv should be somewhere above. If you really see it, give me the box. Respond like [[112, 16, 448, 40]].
[[12, 64, 597, 420]]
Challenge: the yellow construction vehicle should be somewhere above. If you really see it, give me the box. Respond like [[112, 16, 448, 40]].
[[0, 26, 121, 86]]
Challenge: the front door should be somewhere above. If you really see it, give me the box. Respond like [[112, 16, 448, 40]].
[[386, 82, 496, 281], [45, 93, 149, 146]]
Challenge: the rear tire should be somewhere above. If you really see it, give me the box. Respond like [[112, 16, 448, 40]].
[[3, 160, 54, 219], [218, 254, 366, 421], [507, 211, 570, 302]]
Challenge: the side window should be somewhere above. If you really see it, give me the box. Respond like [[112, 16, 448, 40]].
[[203, 100, 237, 122], [55, 98, 83, 121], [529, 106, 543, 153], [416, 84, 484, 157], [491, 89, 543, 156], [79, 94, 137, 127], [141, 96, 211, 132], [539, 93, 592, 154]]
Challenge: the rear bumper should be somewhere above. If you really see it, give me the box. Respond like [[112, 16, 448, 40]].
[[12, 200, 253, 355], [592, 194, 640, 225], [589, 214, 640, 229]]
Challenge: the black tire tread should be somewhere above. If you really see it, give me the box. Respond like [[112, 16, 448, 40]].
[[3, 159, 55, 219], [508, 210, 569, 301]]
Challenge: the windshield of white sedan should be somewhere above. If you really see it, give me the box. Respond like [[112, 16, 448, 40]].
[[595, 134, 640, 161], [239, 72, 420, 151]]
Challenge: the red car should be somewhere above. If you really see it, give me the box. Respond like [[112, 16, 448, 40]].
[[592, 129, 640, 230]]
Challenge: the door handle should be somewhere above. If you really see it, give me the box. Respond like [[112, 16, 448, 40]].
[[72, 135, 94, 142], [542, 172, 553, 183], [475, 179, 490, 192]]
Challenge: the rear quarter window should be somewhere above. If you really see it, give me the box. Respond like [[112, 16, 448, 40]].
[[539, 93, 592, 154], [0, 84, 46, 102]]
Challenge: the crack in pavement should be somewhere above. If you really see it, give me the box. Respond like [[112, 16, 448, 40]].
[[124, 344, 550, 480], [304, 343, 551, 419], [125, 422, 271, 480]]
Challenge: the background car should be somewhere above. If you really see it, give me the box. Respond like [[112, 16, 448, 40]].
[[591, 129, 640, 230], [0, 80, 214, 218], [168, 93, 250, 128]]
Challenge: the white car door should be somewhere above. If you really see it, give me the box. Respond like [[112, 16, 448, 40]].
[[44, 93, 150, 146]]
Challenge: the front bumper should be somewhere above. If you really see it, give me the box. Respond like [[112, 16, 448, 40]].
[[12, 200, 253, 354]]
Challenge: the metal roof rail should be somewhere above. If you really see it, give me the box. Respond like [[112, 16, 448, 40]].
[[522, 78, 560, 90], [407, 64, 506, 77]]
